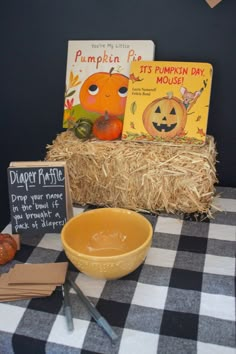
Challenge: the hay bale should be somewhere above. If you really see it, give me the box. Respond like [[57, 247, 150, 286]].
[[46, 130, 218, 216]]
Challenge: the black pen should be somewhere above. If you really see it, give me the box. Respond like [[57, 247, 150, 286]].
[[66, 274, 118, 342], [62, 283, 74, 332]]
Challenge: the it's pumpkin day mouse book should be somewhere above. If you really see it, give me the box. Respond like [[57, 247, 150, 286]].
[[122, 61, 213, 145], [63, 40, 155, 128]]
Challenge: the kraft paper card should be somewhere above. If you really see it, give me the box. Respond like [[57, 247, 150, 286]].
[[0, 274, 55, 294], [8, 262, 68, 285], [0, 294, 50, 302], [0, 274, 54, 302], [0, 262, 68, 302]]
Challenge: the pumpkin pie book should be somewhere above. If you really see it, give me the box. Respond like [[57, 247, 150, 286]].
[[122, 61, 213, 145], [63, 40, 155, 128]]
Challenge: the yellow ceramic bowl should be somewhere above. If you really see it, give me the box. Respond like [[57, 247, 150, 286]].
[[61, 208, 153, 280]]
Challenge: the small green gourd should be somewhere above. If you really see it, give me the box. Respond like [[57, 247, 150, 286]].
[[73, 118, 93, 139]]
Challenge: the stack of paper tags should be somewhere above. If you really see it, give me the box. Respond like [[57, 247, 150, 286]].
[[0, 262, 68, 302]]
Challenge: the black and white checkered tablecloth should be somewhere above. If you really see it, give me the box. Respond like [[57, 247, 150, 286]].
[[0, 187, 235, 354]]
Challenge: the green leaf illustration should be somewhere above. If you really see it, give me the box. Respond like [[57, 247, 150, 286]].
[[65, 90, 76, 98], [130, 101, 137, 115]]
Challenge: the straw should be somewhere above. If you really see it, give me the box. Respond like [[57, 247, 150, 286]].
[[46, 130, 218, 217]]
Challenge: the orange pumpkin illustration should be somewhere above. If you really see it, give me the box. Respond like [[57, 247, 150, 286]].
[[142, 94, 187, 138], [79, 68, 129, 116]]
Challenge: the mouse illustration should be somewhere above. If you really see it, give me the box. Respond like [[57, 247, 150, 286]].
[[180, 86, 202, 110]]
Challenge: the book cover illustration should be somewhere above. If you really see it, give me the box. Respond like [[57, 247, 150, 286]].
[[122, 61, 213, 145], [63, 40, 155, 128]]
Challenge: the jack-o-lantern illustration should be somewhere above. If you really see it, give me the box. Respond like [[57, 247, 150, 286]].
[[142, 94, 187, 138], [79, 68, 129, 116]]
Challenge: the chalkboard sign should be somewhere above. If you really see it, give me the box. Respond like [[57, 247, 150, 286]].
[[7, 161, 73, 234]]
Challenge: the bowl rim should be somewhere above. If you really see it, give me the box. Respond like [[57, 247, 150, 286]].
[[61, 207, 153, 260]]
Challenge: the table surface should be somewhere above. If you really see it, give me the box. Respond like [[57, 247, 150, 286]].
[[0, 187, 235, 354]]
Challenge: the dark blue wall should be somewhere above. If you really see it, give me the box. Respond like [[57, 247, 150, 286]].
[[1, 0, 235, 229]]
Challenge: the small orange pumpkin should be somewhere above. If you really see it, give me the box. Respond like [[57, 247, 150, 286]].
[[142, 94, 187, 139], [0, 233, 17, 265], [80, 68, 129, 116], [92, 111, 123, 140]]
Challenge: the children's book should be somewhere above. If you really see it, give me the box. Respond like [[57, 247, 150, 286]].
[[63, 40, 155, 128], [122, 61, 213, 145]]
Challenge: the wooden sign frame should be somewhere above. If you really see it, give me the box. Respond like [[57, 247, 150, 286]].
[[7, 161, 73, 234]]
